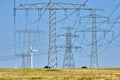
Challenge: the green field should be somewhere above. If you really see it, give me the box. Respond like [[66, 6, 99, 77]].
[[0, 68, 119, 80]]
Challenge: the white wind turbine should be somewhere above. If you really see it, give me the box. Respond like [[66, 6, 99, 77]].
[[28, 44, 39, 68]]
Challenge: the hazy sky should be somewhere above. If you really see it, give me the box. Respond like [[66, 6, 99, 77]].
[[0, 0, 120, 68]]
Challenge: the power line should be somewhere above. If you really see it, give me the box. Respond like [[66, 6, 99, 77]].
[[93, 2, 120, 56], [83, 0, 89, 6], [0, 55, 19, 62], [109, 1, 120, 18], [98, 14, 120, 48], [93, 1, 120, 51], [99, 31, 120, 56]]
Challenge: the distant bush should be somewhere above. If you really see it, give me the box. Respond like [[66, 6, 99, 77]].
[[81, 66, 87, 68], [44, 66, 51, 69]]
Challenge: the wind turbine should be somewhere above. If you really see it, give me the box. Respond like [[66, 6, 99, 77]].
[[28, 44, 39, 68]]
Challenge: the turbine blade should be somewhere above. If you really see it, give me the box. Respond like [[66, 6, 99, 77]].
[[29, 45, 33, 50], [32, 49, 39, 52]]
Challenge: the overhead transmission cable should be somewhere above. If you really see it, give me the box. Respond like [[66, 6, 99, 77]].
[[57, 2, 85, 45], [32, 0, 52, 49], [72, 0, 89, 39], [109, 2, 120, 18], [93, 1, 120, 48], [99, 31, 120, 56], [98, 1, 120, 55], [0, 55, 20, 62]]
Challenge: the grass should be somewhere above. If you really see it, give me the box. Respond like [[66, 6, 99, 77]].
[[0, 68, 119, 80]]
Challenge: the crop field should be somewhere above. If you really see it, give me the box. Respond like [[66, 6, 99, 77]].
[[0, 68, 119, 80]]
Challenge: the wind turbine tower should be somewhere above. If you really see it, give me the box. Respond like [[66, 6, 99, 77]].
[[15, 29, 43, 68]]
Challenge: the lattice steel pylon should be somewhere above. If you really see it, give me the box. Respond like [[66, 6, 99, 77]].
[[58, 27, 81, 68], [48, 2, 57, 68], [16, 53, 28, 68], [77, 9, 113, 68], [14, 1, 91, 68], [90, 10, 98, 68], [64, 27, 75, 68]]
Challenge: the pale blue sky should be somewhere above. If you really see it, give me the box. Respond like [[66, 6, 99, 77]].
[[0, 0, 120, 68]]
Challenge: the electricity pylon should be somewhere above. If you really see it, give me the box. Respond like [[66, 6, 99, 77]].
[[58, 26, 81, 68], [77, 9, 113, 68], [14, 1, 93, 68], [15, 29, 42, 68], [16, 53, 28, 68]]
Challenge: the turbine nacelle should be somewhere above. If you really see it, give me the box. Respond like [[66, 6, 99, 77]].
[[28, 45, 40, 52]]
